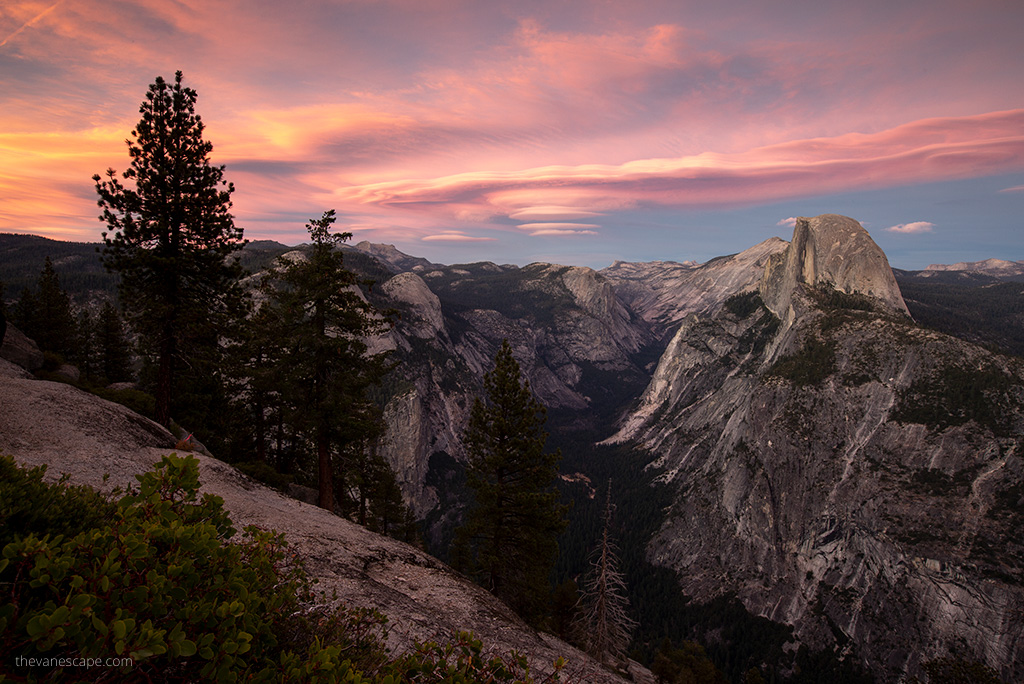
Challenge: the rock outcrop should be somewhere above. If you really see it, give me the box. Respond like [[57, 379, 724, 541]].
[[611, 214, 1024, 681], [0, 324, 44, 372], [0, 359, 646, 684], [601, 238, 788, 335], [760, 215, 910, 323]]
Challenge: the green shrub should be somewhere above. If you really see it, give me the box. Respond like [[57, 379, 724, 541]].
[[0, 454, 569, 683], [0, 453, 368, 681], [0, 456, 115, 550]]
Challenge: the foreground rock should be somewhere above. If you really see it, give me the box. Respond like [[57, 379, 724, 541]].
[[0, 324, 44, 372], [0, 358, 646, 684]]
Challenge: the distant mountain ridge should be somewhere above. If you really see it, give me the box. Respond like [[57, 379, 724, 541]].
[[924, 258, 1024, 277]]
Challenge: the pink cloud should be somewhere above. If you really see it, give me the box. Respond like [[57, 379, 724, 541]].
[[3, 2, 1024, 246], [516, 222, 600, 236], [421, 232, 496, 242], [523, 228, 598, 237], [336, 110, 1024, 225], [887, 221, 934, 234], [999, 185, 1024, 193], [777, 217, 798, 227]]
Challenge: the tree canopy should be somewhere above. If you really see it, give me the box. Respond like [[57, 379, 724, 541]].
[[258, 210, 393, 512], [94, 71, 245, 427], [454, 340, 567, 623]]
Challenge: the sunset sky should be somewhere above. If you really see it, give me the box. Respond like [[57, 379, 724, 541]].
[[2, 0, 1023, 269]]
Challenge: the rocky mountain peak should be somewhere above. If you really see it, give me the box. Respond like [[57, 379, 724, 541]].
[[760, 214, 909, 322], [352, 241, 437, 272]]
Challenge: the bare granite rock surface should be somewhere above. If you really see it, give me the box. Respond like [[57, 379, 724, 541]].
[[611, 215, 1024, 681], [0, 324, 44, 372], [0, 361, 647, 684]]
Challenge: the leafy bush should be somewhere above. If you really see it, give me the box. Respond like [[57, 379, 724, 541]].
[[0, 456, 115, 550], [0, 454, 569, 683]]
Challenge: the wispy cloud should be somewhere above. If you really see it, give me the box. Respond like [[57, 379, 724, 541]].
[[421, 231, 496, 242], [0, 0, 64, 49], [887, 221, 934, 234], [777, 217, 798, 227], [516, 222, 599, 236], [999, 185, 1024, 193], [337, 110, 1024, 228], [2, 0, 1024, 258]]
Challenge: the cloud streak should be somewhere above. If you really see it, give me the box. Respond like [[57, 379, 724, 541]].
[[887, 221, 935, 234], [335, 110, 1024, 227]]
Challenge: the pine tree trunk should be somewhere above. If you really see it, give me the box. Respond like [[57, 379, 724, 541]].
[[254, 393, 266, 463], [155, 330, 174, 427], [317, 430, 333, 511]]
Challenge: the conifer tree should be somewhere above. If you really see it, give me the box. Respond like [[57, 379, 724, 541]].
[[74, 308, 99, 381], [261, 210, 392, 511], [229, 303, 286, 465], [94, 71, 245, 426], [11, 258, 76, 358], [35, 257, 77, 358], [454, 340, 567, 623], [97, 301, 133, 383], [575, 480, 636, 666]]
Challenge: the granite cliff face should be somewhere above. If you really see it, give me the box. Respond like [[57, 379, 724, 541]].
[[361, 257, 661, 523], [601, 238, 787, 335], [355, 244, 772, 527], [612, 215, 1024, 681], [760, 214, 909, 324]]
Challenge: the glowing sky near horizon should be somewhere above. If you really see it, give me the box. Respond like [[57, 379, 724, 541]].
[[2, 0, 1023, 268]]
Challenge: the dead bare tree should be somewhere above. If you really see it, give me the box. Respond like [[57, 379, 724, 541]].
[[575, 480, 637, 666]]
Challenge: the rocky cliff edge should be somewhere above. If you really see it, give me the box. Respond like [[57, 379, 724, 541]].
[[760, 214, 910, 323], [0, 357, 647, 684]]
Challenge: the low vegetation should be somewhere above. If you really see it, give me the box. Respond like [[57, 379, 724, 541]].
[[0, 454, 568, 683]]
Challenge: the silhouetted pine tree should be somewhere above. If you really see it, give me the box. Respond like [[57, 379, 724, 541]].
[[97, 302, 133, 383], [95, 71, 245, 427], [453, 340, 567, 624], [260, 210, 392, 512]]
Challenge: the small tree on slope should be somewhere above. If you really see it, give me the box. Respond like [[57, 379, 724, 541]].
[[260, 210, 392, 512], [576, 480, 637, 667], [454, 340, 567, 623]]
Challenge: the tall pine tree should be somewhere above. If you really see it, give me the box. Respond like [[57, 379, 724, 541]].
[[261, 210, 392, 511], [94, 71, 245, 427], [454, 340, 567, 623]]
